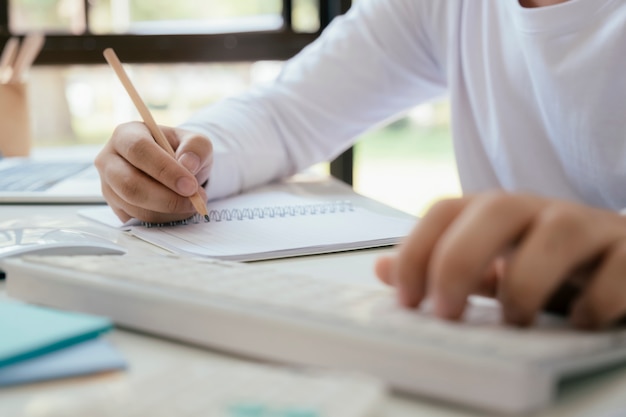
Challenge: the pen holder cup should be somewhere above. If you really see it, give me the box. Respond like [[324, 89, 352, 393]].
[[0, 82, 32, 157]]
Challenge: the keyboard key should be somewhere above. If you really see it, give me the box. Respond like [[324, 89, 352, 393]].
[[0, 161, 91, 191]]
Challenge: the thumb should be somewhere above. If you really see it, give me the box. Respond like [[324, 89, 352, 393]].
[[174, 128, 214, 184]]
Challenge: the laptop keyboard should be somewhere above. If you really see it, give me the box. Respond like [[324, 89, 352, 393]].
[[0, 161, 92, 192]]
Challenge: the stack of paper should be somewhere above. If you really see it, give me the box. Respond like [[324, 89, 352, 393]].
[[0, 300, 126, 387]]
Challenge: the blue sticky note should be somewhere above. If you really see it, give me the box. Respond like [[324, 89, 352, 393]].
[[227, 402, 268, 417], [0, 338, 127, 387], [280, 408, 319, 417], [0, 300, 112, 368]]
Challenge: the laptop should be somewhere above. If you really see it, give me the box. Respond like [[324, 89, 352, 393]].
[[0, 147, 105, 204]]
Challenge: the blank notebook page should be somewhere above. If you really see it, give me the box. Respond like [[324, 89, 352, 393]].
[[130, 191, 416, 261]]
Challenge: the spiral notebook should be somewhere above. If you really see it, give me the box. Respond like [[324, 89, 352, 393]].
[[80, 184, 416, 261]]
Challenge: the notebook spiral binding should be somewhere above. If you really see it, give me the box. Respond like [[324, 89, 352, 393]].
[[142, 200, 355, 228]]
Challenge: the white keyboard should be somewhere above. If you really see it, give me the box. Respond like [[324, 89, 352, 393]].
[[4, 254, 626, 414]]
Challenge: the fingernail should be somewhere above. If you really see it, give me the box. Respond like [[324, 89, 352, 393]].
[[570, 303, 594, 330], [503, 306, 528, 326], [397, 289, 419, 308], [176, 176, 196, 196], [178, 152, 200, 174], [499, 291, 532, 326], [433, 291, 462, 320]]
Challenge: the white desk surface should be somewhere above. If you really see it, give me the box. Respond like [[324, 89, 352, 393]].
[[2, 196, 626, 417]]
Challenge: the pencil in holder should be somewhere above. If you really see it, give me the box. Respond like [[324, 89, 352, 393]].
[[0, 82, 31, 157]]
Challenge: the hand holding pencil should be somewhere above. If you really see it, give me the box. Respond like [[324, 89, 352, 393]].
[[96, 48, 213, 224]]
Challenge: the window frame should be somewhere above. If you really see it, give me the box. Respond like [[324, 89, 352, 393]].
[[0, 0, 353, 183]]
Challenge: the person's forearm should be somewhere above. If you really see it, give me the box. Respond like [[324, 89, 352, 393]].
[[181, 0, 446, 200]]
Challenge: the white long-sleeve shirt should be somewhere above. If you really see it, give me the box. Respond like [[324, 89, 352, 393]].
[[180, 0, 626, 210]]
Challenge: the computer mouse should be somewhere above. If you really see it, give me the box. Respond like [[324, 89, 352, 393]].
[[0, 227, 127, 259]]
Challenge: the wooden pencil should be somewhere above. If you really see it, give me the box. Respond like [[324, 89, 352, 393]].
[[9, 33, 45, 84], [103, 48, 210, 221], [0, 37, 19, 83]]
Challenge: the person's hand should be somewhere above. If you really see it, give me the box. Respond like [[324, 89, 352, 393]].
[[375, 192, 626, 329], [95, 122, 212, 224]]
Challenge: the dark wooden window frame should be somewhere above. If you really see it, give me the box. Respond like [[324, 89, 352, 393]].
[[0, 0, 354, 185]]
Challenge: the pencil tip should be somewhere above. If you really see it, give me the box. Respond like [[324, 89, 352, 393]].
[[204, 214, 210, 222]]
